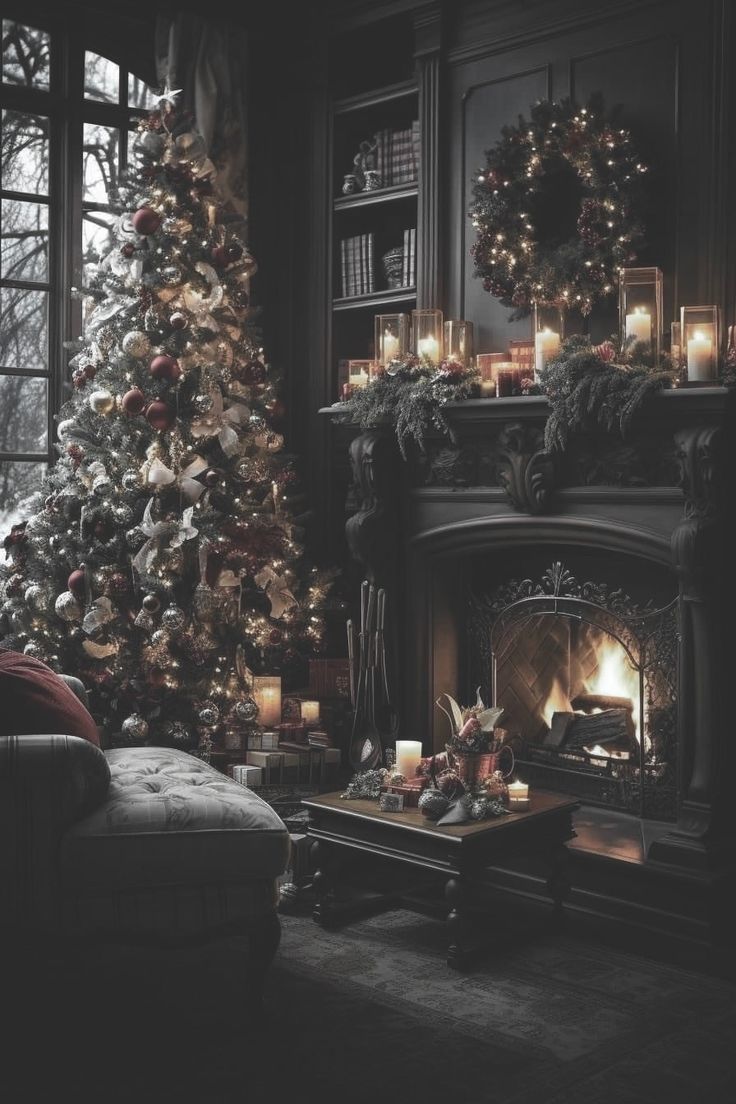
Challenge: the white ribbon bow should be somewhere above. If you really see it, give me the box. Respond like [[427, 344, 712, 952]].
[[190, 388, 249, 456], [182, 262, 223, 331], [82, 596, 115, 635], [145, 454, 209, 503], [132, 498, 199, 574], [254, 565, 297, 620]]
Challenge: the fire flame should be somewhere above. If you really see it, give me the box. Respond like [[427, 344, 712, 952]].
[[585, 636, 640, 742], [542, 676, 572, 728]]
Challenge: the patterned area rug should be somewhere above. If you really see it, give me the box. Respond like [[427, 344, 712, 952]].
[[3, 909, 735, 1102]]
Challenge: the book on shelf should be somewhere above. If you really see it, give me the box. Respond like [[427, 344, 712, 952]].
[[401, 227, 416, 288], [368, 121, 418, 188], [339, 233, 375, 298]]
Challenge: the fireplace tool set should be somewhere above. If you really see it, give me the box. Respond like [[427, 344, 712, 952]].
[[347, 581, 398, 769]]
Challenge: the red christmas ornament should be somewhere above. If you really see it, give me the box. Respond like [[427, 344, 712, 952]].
[[68, 568, 86, 598], [66, 444, 84, 468], [84, 364, 97, 380], [169, 312, 188, 330], [122, 387, 146, 415], [266, 399, 286, 422], [210, 245, 229, 268], [93, 519, 111, 539], [108, 572, 130, 597], [72, 368, 88, 389], [149, 354, 181, 381], [242, 360, 266, 384], [225, 242, 243, 262], [269, 629, 283, 644], [145, 400, 175, 431], [121, 243, 136, 258], [132, 207, 161, 236]]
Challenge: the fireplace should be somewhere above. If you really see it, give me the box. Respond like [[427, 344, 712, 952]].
[[468, 560, 678, 821], [325, 388, 735, 946]]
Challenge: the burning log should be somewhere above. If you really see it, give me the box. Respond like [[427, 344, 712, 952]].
[[548, 708, 633, 751]]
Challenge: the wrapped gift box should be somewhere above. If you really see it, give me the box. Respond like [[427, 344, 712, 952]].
[[232, 765, 263, 788], [246, 750, 301, 783], [260, 730, 280, 750], [382, 777, 427, 807]]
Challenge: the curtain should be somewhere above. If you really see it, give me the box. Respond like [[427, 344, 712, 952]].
[[155, 14, 249, 234]]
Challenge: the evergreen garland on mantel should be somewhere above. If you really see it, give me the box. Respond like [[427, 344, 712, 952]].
[[336, 337, 682, 457]]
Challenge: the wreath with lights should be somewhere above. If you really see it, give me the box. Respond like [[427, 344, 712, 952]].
[[469, 95, 648, 318]]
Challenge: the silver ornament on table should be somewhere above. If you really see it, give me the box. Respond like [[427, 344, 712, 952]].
[[112, 504, 134, 526], [126, 527, 147, 551], [134, 608, 154, 632], [55, 590, 83, 622], [89, 389, 114, 414], [232, 697, 259, 724], [418, 788, 451, 820], [121, 330, 151, 358], [470, 798, 490, 820], [197, 701, 221, 726], [161, 604, 186, 632], [121, 713, 149, 742]]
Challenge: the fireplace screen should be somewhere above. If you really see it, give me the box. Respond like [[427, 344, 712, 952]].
[[469, 563, 678, 820]]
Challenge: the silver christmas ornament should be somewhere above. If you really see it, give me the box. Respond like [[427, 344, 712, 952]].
[[232, 697, 259, 724], [113, 504, 134, 526], [193, 393, 213, 414], [121, 330, 151, 358], [121, 713, 149, 742], [122, 469, 142, 492], [126, 527, 147, 551], [197, 701, 221, 726], [160, 264, 183, 287], [134, 609, 154, 632], [151, 628, 169, 646], [54, 591, 83, 622], [92, 472, 111, 494], [24, 584, 50, 612], [89, 389, 114, 414], [161, 604, 186, 631]]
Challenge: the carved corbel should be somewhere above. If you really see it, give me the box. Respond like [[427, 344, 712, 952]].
[[496, 422, 556, 514], [344, 430, 400, 586], [670, 425, 723, 591]]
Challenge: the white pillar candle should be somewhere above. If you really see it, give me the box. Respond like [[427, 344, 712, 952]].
[[686, 330, 715, 381], [625, 307, 651, 346], [252, 677, 282, 727], [300, 700, 320, 725], [395, 740, 422, 779], [382, 330, 399, 364], [508, 779, 530, 810], [534, 328, 561, 378], [417, 335, 439, 362], [480, 379, 497, 397]]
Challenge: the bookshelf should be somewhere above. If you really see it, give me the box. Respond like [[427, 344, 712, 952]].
[[330, 79, 419, 398]]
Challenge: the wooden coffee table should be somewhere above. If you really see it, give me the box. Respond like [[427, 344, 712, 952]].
[[302, 789, 579, 969]]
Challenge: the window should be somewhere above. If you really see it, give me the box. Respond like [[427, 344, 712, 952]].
[[0, 13, 155, 535]]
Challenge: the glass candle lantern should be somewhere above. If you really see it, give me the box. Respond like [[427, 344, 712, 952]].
[[670, 321, 682, 373], [300, 700, 320, 725], [443, 320, 474, 366], [374, 313, 408, 367], [411, 309, 443, 363], [680, 305, 721, 383], [619, 267, 663, 361], [252, 676, 282, 727], [532, 303, 563, 381]]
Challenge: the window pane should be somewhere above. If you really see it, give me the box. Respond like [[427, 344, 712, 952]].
[[84, 51, 119, 104], [128, 73, 158, 110], [1, 109, 49, 194], [0, 375, 47, 452], [0, 460, 45, 539], [1, 21, 50, 90], [82, 209, 117, 283], [0, 286, 48, 370], [0, 198, 48, 281], [83, 123, 119, 202]]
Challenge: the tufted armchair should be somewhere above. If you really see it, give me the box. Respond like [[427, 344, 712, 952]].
[[0, 674, 290, 1007]]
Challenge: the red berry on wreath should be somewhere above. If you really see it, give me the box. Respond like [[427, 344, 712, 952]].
[[132, 207, 161, 235], [122, 387, 146, 415], [145, 400, 175, 431], [149, 354, 181, 381], [68, 568, 86, 598]]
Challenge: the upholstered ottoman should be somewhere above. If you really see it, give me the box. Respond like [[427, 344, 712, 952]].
[[1, 736, 290, 1005]]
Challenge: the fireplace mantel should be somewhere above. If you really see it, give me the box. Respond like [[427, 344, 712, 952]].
[[319, 385, 735, 930]]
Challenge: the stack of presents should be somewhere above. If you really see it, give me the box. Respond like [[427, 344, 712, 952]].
[[211, 659, 350, 793]]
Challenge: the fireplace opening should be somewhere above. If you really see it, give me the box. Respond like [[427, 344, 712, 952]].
[[466, 559, 678, 821]]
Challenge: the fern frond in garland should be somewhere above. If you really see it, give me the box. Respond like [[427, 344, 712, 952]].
[[537, 335, 674, 452], [337, 356, 479, 458]]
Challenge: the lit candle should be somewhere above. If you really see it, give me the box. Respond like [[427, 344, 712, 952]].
[[625, 306, 651, 347], [395, 740, 422, 779], [480, 379, 496, 397], [252, 676, 282, 726], [686, 330, 715, 382], [382, 329, 399, 364], [534, 328, 561, 378], [417, 335, 439, 362], [507, 779, 530, 810], [300, 700, 320, 725]]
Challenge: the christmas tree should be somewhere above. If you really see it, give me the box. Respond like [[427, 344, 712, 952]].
[[0, 95, 335, 751]]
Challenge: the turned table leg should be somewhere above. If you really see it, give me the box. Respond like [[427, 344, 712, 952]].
[[311, 840, 344, 927], [445, 876, 473, 970]]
